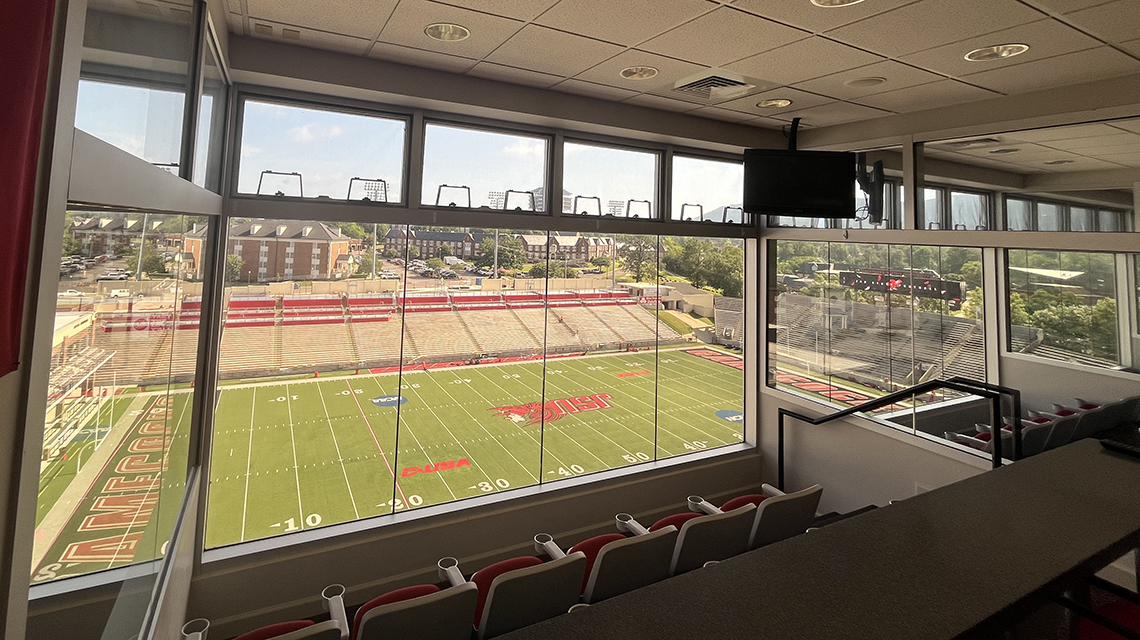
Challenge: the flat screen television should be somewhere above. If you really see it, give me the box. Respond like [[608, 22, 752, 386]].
[[743, 149, 856, 218]]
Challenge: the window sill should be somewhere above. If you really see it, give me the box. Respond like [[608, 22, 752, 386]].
[[1002, 350, 1135, 380]]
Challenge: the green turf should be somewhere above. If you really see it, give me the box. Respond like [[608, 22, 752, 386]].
[[31, 347, 744, 582]]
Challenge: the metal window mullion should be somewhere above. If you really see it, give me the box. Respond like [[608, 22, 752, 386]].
[[982, 247, 1001, 383], [660, 145, 673, 222], [407, 110, 425, 210], [1115, 252, 1133, 367], [550, 131, 564, 217], [178, 0, 207, 182]]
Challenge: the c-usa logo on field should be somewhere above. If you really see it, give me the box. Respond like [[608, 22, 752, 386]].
[[371, 395, 407, 407], [715, 409, 744, 423]]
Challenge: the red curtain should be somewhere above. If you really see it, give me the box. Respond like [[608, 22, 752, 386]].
[[0, 0, 56, 376]]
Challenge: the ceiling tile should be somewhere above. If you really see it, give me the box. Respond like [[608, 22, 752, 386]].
[[1043, 133, 1140, 150], [368, 41, 478, 73], [1021, 0, 1117, 13], [1118, 38, 1140, 56], [227, 11, 245, 35], [248, 21, 373, 55], [716, 86, 833, 115], [1108, 119, 1140, 134], [767, 101, 894, 126], [747, 117, 787, 130], [826, 0, 1043, 58], [853, 79, 999, 112], [574, 49, 708, 92], [1006, 122, 1125, 141], [792, 60, 943, 100], [960, 47, 1140, 94], [485, 24, 623, 77], [1065, 0, 1140, 42], [551, 78, 642, 101], [378, 0, 523, 59], [731, 0, 920, 34], [534, 0, 713, 46], [430, 0, 560, 21], [466, 61, 563, 87], [899, 19, 1101, 78], [622, 93, 700, 112], [725, 37, 883, 85], [687, 106, 762, 123], [1096, 152, 1140, 166], [246, 0, 396, 40], [639, 7, 809, 67]]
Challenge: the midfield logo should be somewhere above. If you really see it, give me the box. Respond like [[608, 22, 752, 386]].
[[491, 393, 613, 426]]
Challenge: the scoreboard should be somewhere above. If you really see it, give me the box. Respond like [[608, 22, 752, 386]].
[[839, 269, 966, 308]]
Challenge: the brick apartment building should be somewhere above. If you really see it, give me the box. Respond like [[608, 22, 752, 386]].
[[384, 228, 477, 259], [185, 220, 351, 282]]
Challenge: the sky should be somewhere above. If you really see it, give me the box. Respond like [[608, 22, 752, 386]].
[[75, 85, 748, 222]]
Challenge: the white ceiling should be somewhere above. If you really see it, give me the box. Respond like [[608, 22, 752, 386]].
[[198, 0, 1140, 129], [926, 117, 1140, 173]]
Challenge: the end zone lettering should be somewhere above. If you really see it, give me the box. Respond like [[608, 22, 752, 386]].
[[685, 349, 744, 370], [402, 458, 471, 477], [491, 393, 613, 426]]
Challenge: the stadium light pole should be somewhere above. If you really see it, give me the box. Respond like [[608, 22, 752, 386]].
[[372, 223, 378, 280], [493, 228, 499, 279]]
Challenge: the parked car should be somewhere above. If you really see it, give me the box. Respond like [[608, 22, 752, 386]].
[[108, 289, 132, 298], [440, 270, 458, 279], [97, 271, 129, 281], [57, 289, 84, 297]]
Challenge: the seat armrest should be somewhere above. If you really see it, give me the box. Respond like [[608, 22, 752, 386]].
[[321, 585, 349, 640], [761, 483, 785, 498]]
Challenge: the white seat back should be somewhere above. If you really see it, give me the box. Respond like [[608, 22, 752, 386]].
[[358, 583, 478, 640], [749, 484, 822, 550], [1019, 422, 1052, 457], [670, 504, 756, 575], [583, 526, 677, 604], [478, 552, 586, 640]]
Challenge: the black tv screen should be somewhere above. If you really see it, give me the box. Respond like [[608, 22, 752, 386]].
[[743, 149, 856, 218]]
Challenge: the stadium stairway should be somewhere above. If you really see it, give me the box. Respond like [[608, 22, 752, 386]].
[[507, 306, 546, 349], [456, 312, 487, 354], [560, 307, 621, 347]]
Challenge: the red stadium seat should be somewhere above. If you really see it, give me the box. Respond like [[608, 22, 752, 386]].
[[650, 512, 701, 532], [471, 556, 543, 628], [352, 584, 439, 639], [721, 494, 767, 512], [471, 552, 586, 639], [568, 533, 626, 592], [232, 621, 317, 640], [1078, 599, 1140, 639]]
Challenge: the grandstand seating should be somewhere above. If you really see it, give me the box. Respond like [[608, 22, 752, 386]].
[[354, 318, 408, 365], [558, 307, 622, 346], [456, 310, 542, 352], [403, 312, 480, 360], [279, 324, 358, 371], [219, 326, 280, 377], [512, 308, 580, 349]]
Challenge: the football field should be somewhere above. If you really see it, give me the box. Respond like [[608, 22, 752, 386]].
[[204, 346, 745, 548]]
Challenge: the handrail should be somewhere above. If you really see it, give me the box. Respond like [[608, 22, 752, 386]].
[[778, 377, 1023, 491]]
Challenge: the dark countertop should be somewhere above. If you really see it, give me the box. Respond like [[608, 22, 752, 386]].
[[500, 439, 1140, 640]]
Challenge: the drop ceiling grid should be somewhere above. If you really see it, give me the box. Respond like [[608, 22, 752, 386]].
[[230, 0, 1140, 128], [929, 119, 1140, 172]]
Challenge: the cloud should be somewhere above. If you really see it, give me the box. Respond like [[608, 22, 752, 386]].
[[287, 123, 344, 143], [240, 144, 263, 157], [501, 139, 545, 158]]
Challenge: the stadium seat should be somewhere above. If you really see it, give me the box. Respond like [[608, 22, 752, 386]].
[[650, 512, 703, 532], [721, 494, 767, 512], [1042, 413, 1083, 451], [748, 484, 823, 550], [353, 581, 477, 640], [231, 585, 349, 640], [1078, 598, 1140, 640], [464, 545, 587, 639], [1073, 397, 1140, 442], [664, 501, 757, 575], [570, 525, 679, 603]]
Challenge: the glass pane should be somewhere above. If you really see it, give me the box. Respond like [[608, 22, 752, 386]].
[[842, 181, 892, 229], [193, 39, 226, 192], [237, 100, 407, 201], [563, 142, 657, 219], [421, 124, 548, 211], [1098, 210, 1122, 232], [922, 188, 943, 229], [1007, 249, 1119, 367], [74, 3, 195, 173], [1006, 199, 1032, 230], [671, 156, 745, 223], [1068, 207, 1094, 232], [1037, 203, 1062, 231], [656, 237, 746, 456], [950, 191, 987, 230], [35, 211, 205, 584]]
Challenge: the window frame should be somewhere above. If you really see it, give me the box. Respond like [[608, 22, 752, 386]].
[[561, 137, 664, 221]]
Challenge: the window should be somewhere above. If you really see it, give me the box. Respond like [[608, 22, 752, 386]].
[[563, 142, 657, 218], [1099, 210, 1123, 232], [205, 222, 745, 547], [922, 187, 944, 229], [768, 241, 985, 412], [670, 156, 745, 224], [76, 80, 186, 170], [34, 212, 208, 584], [1007, 250, 1119, 368], [237, 100, 407, 202], [1006, 199, 1032, 230], [1070, 207, 1095, 232], [193, 35, 227, 193], [422, 124, 548, 211], [1037, 203, 1063, 231], [950, 191, 988, 230]]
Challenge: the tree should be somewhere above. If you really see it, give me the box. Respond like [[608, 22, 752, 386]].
[[356, 253, 372, 276], [529, 262, 576, 279], [961, 286, 985, 320], [426, 257, 446, 271], [225, 254, 244, 282], [407, 245, 420, 260], [437, 245, 453, 258], [589, 256, 611, 268], [959, 261, 983, 289], [339, 222, 368, 239], [127, 244, 165, 277], [619, 236, 657, 282], [474, 235, 524, 270], [61, 233, 84, 256]]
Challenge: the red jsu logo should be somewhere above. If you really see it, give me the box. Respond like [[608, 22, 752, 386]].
[[491, 393, 613, 426], [401, 458, 471, 477]]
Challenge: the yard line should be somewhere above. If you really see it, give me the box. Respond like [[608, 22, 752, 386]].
[[467, 367, 581, 471], [316, 383, 359, 520], [345, 379, 409, 506], [539, 366, 665, 453], [433, 371, 539, 483], [399, 373, 498, 490], [284, 385, 305, 527], [241, 388, 253, 541]]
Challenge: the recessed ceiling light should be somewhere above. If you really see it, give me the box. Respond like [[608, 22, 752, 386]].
[[620, 66, 659, 80], [757, 99, 793, 108], [811, 0, 866, 6], [1044, 159, 1075, 165], [844, 77, 886, 88], [988, 148, 1020, 154], [424, 23, 470, 42], [964, 43, 1029, 62]]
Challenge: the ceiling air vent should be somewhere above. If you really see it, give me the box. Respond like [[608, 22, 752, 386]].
[[671, 70, 762, 102], [941, 137, 1003, 150]]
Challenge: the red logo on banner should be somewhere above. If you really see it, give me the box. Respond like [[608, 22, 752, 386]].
[[491, 394, 613, 426]]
